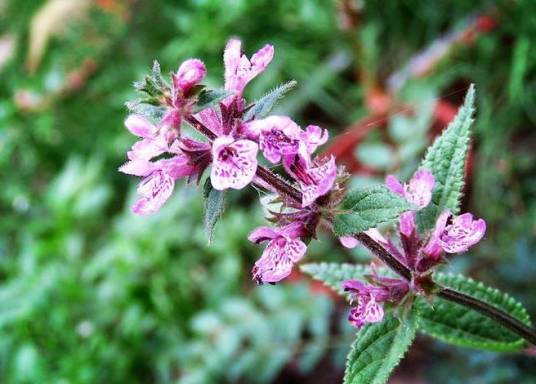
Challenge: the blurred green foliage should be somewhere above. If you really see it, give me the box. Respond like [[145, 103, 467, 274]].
[[0, 0, 535, 383]]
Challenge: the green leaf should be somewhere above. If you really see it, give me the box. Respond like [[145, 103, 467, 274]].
[[193, 88, 231, 113], [415, 273, 532, 352], [203, 179, 226, 243], [333, 186, 413, 236], [243, 80, 297, 121], [151, 60, 165, 88], [300, 263, 370, 295], [344, 315, 416, 384], [125, 101, 167, 120], [420, 84, 475, 221]]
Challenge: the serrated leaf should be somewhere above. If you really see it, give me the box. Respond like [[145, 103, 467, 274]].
[[243, 80, 297, 121], [203, 178, 226, 243], [126, 101, 167, 120], [344, 315, 416, 384], [193, 88, 231, 113], [419, 85, 475, 226], [300, 263, 370, 295], [415, 273, 532, 352], [333, 186, 413, 236], [151, 60, 165, 88]]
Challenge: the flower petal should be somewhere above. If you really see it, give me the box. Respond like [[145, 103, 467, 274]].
[[210, 137, 258, 190], [173, 58, 206, 93], [248, 226, 279, 243], [339, 235, 358, 249], [252, 236, 306, 283], [118, 159, 155, 177], [385, 174, 404, 197], [132, 171, 175, 215], [439, 213, 486, 253], [405, 168, 435, 208], [125, 115, 157, 138]]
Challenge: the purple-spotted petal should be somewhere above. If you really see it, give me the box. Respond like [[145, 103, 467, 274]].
[[439, 213, 486, 253], [247, 116, 301, 163], [300, 156, 337, 207], [252, 235, 306, 283], [300, 125, 329, 154], [405, 169, 435, 208], [210, 136, 258, 190], [421, 210, 451, 261], [125, 115, 157, 138], [132, 171, 175, 215]]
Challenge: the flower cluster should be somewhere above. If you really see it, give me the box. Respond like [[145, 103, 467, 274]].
[[342, 169, 486, 328], [120, 39, 343, 283]]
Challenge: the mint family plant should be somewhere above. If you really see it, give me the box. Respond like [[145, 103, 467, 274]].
[[120, 39, 536, 383]]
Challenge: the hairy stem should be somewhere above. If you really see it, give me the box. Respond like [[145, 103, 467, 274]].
[[187, 114, 536, 347]]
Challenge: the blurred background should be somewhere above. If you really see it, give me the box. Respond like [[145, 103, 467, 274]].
[[1, 0, 535, 383]]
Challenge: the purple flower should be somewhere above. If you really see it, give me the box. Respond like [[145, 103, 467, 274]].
[[284, 154, 337, 207], [210, 135, 259, 190], [130, 155, 195, 215], [172, 58, 206, 96], [249, 223, 307, 284], [223, 38, 274, 106], [343, 280, 385, 328], [246, 115, 301, 163], [386, 169, 435, 236], [386, 169, 435, 209], [246, 116, 329, 164], [343, 275, 409, 328], [438, 212, 486, 253]]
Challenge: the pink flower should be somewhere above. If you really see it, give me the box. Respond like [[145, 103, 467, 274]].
[[343, 280, 384, 328], [172, 59, 206, 96], [223, 39, 274, 105], [386, 169, 435, 236], [284, 154, 337, 207], [438, 212, 486, 253], [210, 135, 258, 190], [300, 125, 329, 154], [246, 116, 301, 163], [246, 116, 329, 164], [129, 155, 196, 216], [386, 169, 435, 209], [249, 223, 307, 284], [343, 276, 409, 328]]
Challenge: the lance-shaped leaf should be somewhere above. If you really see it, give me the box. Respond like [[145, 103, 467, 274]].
[[243, 80, 297, 121], [344, 315, 417, 384], [193, 88, 231, 113], [203, 179, 226, 243], [333, 186, 413, 236], [415, 273, 532, 352], [419, 85, 475, 227], [126, 101, 167, 120]]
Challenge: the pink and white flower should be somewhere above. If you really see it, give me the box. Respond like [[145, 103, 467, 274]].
[[249, 223, 307, 284], [386, 169, 435, 236], [284, 153, 337, 207], [210, 135, 259, 190], [223, 39, 274, 107]]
